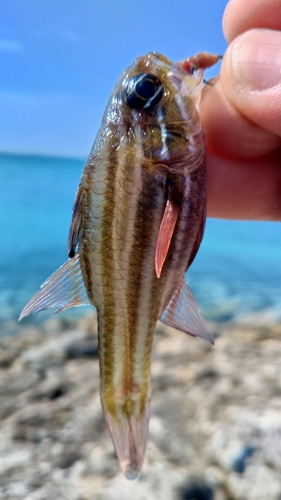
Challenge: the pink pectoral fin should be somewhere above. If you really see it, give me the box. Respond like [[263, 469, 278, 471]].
[[155, 198, 180, 278]]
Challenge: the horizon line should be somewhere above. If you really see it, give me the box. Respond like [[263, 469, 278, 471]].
[[0, 150, 87, 163]]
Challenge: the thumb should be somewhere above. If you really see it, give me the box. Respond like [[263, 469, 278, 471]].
[[220, 28, 281, 137]]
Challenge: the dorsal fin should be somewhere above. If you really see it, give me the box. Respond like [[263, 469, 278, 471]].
[[19, 253, 90, 320]]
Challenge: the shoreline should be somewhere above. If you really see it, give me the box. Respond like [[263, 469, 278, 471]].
[[1, 313, 281, 499]]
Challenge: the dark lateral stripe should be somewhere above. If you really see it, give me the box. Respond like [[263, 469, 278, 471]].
[[80, 169, 96, 303], [81, 243, 94, 303], [99, 136, 120, 414], [137, 199, 170, 415], [124, 169, 161, 415], [116, 139, 137, 253]]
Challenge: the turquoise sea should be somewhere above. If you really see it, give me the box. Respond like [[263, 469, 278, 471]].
[[1, 152, 281, 331]]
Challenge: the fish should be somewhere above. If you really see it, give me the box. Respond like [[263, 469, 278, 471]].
[[19, 51, 220, 480]]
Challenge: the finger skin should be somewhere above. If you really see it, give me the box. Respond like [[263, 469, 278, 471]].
[[220, 29, 281, 137], [201, 78, 281, 159], [223, 0, 281, 42], [202, 0, 281, 221], [206, 150, 281, 220]]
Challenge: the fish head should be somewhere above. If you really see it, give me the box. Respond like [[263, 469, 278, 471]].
[[103, 52, 205, 171]]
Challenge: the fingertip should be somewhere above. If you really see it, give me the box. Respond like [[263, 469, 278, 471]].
[[219, 29, 281, 137], [229, 29, 281, 90], [221, 0, 234, 42], [222, 0, 281, 43]]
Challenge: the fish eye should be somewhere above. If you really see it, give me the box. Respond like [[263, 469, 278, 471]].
[[125, 73, 163, 110]]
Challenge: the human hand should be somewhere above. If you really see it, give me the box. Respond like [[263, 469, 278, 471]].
[[201, 0, 281, 220]]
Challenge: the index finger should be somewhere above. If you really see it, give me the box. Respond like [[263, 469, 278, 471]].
[[223, 0, 281, 42]]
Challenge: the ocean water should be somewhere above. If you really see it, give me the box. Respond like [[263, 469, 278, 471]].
[[1, 152, 281, 329]]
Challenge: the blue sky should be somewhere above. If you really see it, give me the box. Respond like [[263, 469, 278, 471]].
[[1, 0, 228, 158]]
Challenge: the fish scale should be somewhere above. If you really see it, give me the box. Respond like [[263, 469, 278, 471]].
[[19, 51, 219, 479]]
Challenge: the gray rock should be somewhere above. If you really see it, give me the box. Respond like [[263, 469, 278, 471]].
[[0, 317, 281, 499]]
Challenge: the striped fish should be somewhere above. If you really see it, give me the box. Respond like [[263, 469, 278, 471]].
[[20, 51, 219, 480]]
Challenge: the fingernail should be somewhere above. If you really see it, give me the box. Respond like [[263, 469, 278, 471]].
[[231, 29, 281, 90]]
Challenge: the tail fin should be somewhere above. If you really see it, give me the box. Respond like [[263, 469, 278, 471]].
[[104, 401, 150, 480]]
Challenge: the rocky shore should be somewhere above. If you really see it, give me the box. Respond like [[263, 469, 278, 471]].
[[1, 313, 281, 499]]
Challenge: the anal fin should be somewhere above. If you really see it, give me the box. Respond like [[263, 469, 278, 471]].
[[19, 253, 90, 320], [160, 277, 214, 344]]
